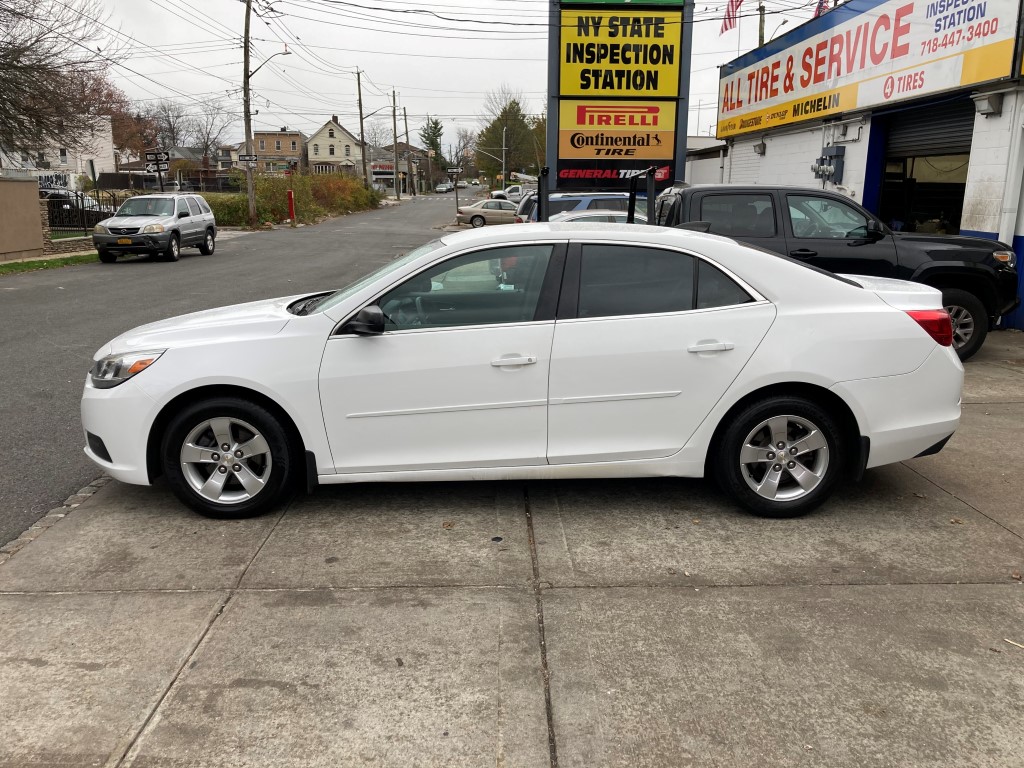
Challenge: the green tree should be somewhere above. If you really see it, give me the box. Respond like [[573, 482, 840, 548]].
[[528, 114, 546, 175]]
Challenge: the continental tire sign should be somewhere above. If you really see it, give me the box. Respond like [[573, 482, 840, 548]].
[[554, 2, 689, 190], [559, 101, 676, 159]]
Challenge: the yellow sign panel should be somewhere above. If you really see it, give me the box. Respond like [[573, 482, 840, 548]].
[[717, 85, 858, 139], [560, 10, 682, 98], [559, 101, 676, 159]]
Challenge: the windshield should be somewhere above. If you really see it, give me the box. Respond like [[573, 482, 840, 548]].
[[116, 197, 175, 217], [314, 239, 446, 313]]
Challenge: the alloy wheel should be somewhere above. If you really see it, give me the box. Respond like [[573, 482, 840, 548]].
[[738, 414, 829, 501], [944, 303, 974, 349], [179, 416, 273, 505]]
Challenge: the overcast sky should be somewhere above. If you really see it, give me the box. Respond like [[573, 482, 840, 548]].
[[101, 0, 821, 146]]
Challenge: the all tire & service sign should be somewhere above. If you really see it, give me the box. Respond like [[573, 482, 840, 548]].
[[552, 1, 693, 189], [717, 0, 1021, 138]]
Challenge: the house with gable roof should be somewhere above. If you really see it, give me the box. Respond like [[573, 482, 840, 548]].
[[307, 116, 363, 177]]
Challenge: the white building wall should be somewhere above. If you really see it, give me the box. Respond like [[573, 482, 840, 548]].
[[685, 151, 725, 183], [961, 89, 1023, 237], [726, 119, 875, 203]]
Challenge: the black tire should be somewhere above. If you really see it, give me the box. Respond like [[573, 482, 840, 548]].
[[164, 233, 180, 262], [470, 215, 485, 228], [98, 250, 117, 264], [160, 397, 296, 519], [714, 396, 845, 518], [942, 288, 987, 362], [198, 229, 216, 255]]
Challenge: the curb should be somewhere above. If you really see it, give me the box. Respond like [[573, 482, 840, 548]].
[[0, 475, 111, 566]]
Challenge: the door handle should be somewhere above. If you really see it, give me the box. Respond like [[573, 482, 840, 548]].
[[491, 355, 537, 366], [789, 249, 817, 258], [687, 341, 735, 353]]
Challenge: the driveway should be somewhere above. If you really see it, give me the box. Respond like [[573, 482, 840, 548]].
[[1, 332, 1021, 767]]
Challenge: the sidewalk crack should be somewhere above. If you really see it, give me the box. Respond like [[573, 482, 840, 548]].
[[525, 484, 559, 768]]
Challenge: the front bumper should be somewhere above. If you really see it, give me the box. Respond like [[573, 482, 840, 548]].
[[93, 231, 172, 253], [81, 376, 158, 485], [995, 268, 1020, 317]]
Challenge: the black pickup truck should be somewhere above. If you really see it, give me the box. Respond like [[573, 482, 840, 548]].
[[654, 185, 1019, 361]]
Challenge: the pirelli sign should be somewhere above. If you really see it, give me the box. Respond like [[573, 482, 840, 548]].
[[559, 101, 676, 159], [552, 2, 690, 190]]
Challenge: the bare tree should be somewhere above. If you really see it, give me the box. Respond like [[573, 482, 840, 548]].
[[189, 100, 233, 161], [364, 119, 393, 152], [0, 0, 122, 162], [453, 127, 475, 165], [481, 84, 527, 124], [149, 100, 195, 150]]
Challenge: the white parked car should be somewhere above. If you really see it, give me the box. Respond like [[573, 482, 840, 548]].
[[82, 224, 962, 520]]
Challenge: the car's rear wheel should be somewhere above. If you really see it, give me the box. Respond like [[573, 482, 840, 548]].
[[198, 229, 215, 255], [161, 397, 295, 519], [98, 250, 117, 264], [164, 233, 180, 262], [715, 397, 844, 518], [942, 288, 987, 362], [470, 215, 485, 228]]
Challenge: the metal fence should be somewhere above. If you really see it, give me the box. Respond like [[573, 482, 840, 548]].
[[43, 190, 128, 238]]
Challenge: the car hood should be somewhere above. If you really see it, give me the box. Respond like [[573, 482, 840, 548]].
[[891, 231, 1012, 252], [100, 215, 176, 229], [96, 295, 304, 358]]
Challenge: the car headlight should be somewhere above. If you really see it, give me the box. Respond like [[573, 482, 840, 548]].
[[993, 250, 1016, 269], [140, 224, 166, 234], [90, 350, 165, 389], [94, 224, 109, 234]]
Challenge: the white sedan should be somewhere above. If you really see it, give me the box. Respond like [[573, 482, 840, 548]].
[[82, 224, 962, 519]]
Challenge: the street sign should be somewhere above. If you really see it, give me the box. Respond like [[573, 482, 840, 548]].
[[238, 154, 258, 162], [447, 167, 462, 174], [145, 162, 169, 173], [145, 151, 170, 162]]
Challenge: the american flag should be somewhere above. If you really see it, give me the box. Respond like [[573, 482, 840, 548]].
[[720, 0, 744, 34], [813, 0, 830, 17]]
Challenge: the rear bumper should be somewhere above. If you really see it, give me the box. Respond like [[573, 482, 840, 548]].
[[831, 345, 963, 469]]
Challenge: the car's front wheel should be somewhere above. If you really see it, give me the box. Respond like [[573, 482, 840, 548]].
[[714, 397, 845, 517], [164, 233, 180, 262], [198, 229, 215, 255], [942, 288, 987, 361], [98, 250, 117, 264], [161, 397, 296, 518]]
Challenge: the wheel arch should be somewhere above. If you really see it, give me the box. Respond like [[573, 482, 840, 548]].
[[704, 382, 865, 480], [146, 384, 308, 484], [915, 269, 998, 317]]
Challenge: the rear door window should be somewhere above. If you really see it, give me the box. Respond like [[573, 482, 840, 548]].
[[187, 197, 202, 216], [699, 194, 776, 238], [578, 245, 695, 318]]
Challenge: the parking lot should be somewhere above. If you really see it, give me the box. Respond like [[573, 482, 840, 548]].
[[1, 323, 1021, 767]]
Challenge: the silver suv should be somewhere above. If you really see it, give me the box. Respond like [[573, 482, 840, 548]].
[[93, 194, 217, 263]]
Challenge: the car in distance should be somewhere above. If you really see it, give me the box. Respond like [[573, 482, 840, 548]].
[[655, 184, 1019, 361], [456, 198, 518, 227], [82, 224, 962, 521], [514, 191, 633, 223], [92, 194, 217, 263], [434, 182, 453, 193]]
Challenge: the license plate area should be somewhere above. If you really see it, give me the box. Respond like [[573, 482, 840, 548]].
[[117, 238, 132, 245]]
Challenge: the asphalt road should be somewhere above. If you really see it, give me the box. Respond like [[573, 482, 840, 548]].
[[0, 193, 467, 545]]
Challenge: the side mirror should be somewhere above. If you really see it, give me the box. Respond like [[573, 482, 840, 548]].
[[178, 211, 189, 219], [344, 305, 385, 335], [865, 220, 885, 240]]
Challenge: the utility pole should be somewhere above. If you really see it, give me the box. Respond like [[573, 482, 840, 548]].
[[403, 107, 415, 195], [242, 0, 256, 228], [758, 2, 765, 46], [392, 89, 400, 200], [356, 69, 368, 189], [501, 125, 507, 192], [425, 113, 433, 192]]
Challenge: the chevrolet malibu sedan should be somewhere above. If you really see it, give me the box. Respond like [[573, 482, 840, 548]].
[[82, 224, 963, 520]]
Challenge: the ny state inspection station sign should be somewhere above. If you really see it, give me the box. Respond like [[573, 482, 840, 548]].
[[554, 1, 690, 189], [716, 0, 1021, 138]]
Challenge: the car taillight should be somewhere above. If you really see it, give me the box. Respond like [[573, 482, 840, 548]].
[[906, 309, 952, 346], [514, 216, 524, 223]]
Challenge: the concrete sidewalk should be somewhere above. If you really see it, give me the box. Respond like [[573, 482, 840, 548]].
[[2, 334, 1022, 767]]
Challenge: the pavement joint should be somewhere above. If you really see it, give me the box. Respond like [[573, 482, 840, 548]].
[[524, 485, 560, 768]]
